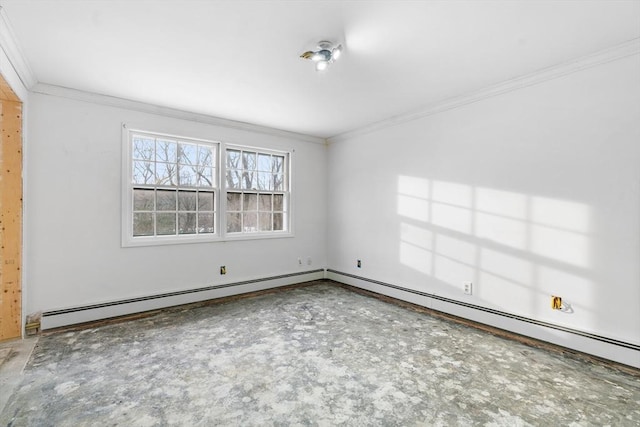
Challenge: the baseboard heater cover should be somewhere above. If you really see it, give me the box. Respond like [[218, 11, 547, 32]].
[[327, 269, 640, 367], [42, 269, 325, 329]]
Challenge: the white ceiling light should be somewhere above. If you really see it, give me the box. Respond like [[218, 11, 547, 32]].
[[300, 40, 343, 72]]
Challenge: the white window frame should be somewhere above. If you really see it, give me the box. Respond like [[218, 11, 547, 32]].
[[122, 124, 293, 247], [221, 144, 292, 240]]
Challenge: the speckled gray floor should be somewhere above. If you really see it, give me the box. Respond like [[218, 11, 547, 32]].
[[1, 281, 639, 426]]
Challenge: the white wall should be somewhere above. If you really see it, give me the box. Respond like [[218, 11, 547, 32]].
[[25, 93, 327, 320], [327, 54, 640, 366]]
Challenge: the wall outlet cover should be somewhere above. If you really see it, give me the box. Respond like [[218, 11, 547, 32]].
[[463, 281, 472, 295]]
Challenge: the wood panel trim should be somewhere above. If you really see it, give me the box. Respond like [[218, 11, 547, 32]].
[[0, 98, 22, 340]]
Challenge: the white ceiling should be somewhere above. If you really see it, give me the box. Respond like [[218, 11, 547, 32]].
[[2, 0, 639, 139]]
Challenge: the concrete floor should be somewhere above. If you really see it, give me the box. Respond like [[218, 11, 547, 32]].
[[0, 336, 37, 417], [1, 281, 638, 426]]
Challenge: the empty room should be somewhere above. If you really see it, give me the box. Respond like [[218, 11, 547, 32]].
[[0, 0, 639, 425]]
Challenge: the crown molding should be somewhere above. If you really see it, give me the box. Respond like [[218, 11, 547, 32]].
[[0, 6, 37, 90], [32, 83, 327, 145], [328, 38, 640, 145]]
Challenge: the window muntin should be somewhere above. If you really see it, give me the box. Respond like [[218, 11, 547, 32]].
[[130, 132, 218, 238], [225, 148, 288, 234]]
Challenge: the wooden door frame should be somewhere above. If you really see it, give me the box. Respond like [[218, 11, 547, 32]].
[[0, 73, 23, 341]]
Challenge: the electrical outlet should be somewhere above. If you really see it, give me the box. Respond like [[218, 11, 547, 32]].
[[463, 281, 472, 295], [306, 257, 312, 265], [298, 258, 302, 266], [357, 259, 362, 268], [220, 266, 226, 275]]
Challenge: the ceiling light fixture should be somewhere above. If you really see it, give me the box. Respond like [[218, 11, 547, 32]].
[[300, 41, 343, 72]]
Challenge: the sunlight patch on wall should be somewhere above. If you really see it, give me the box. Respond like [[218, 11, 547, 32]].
[[398, 195, 430, 222], [480, 248, 533, 286], [530, 197, 591, 268], [431, 180, 473, 234], [432, 181, 473, 208], [431, 204, 473, 234], [474, 187, 528, 249], [530, 225, 590, 268], [399, 223, 433, 275], [396, 175, 594, 318], [475, 212, 528, 250], [432, 234, 477, 287], [397, 176, 430, 222], [436, 234, 476, 265], [532, 197, 590, 233], [435, 256, 475, 288], [399, 241, 433, 275], [476, 188, 527, 219], [401, 223, 433, 250]]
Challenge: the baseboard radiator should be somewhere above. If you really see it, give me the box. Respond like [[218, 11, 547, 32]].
[[327, 269, 640, 369], [41, 269, 325, 330]]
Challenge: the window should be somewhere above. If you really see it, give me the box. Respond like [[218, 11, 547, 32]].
[[225, 147, 288, 234], [127, 130, 218, 241], [123, 126, 291, 246]]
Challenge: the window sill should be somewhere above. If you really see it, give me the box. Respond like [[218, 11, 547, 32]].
[[223, 231, 294, 242], [121, 231, 293, 248]]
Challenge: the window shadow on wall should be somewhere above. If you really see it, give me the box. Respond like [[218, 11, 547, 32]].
[[397, 175, 594, 327]]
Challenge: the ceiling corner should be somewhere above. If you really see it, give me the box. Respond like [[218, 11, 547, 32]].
[[0, 6, 37, 90]]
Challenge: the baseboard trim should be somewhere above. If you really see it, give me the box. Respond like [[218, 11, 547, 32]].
[[41, 269, 325, 329], [327, 269, 640, 368]]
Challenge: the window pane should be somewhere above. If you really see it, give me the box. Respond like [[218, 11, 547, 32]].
[[179, 165, 198, 186], [198, 146, 214, 167], [226, 149, 240, 169], [242, 151, 256, 171], [226, 170, 241, 189], [243, 212, 257, 232], [198, 213, 214, 233], [258, 194, 272, 211], [133, 189, 154, 211], [133, 161, 155, 184], [226, 212, 241, 232], [242, 171, 256, 190], [257, 172, 272, 191], [258, 154, 271, 172], [156, 139, 177, 163], [227, 192, 242, 211], [258, 213, 272, 231], [274, 194, 284, 211], [178, 213, 197, 234], [198, 167, 214, 187], [179, 143, 198, 165], [243, 193, 257, 211], [156, 163, 177, 186], [178, 191, 197, 211], [133, 136, 154, 161], [198, 192, 214, 211], [156, 212, 176, 235], [272, 156, 284, 174], [129, 132, 220, 242], [133, 213, 154, 236], [273, 174, 285, 191], [156, 190, 176, 211], [273, 213, 284, 231]]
